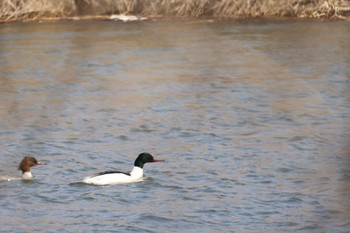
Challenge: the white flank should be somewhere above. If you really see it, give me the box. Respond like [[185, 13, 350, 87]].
[[82, 167, 144, 185]]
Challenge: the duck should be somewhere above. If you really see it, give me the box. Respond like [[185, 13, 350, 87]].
[[82, 152, 164, 185], [18, 156, 44, 180]]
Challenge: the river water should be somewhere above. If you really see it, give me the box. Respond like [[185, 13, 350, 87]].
[[0, 19, 349, 232]]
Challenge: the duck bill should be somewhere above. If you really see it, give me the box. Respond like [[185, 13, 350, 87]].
[[152, 159, 165, 162]]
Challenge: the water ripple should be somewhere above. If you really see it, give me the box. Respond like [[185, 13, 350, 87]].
[[0, 19, 349, 233]]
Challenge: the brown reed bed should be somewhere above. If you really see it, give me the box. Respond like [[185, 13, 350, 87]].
[[0, 0, 349, 23]]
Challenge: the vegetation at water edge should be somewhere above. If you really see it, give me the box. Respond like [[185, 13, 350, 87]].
[[1, 0, 349, 22]]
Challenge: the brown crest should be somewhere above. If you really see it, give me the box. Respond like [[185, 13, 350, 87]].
[[18, 156, 39, 173]]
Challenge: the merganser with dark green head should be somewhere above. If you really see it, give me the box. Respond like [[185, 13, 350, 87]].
[[82, 152, 164, 185]]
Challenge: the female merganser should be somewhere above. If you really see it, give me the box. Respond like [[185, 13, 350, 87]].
[[82, 152, 164, 185], [18, 156, 44, 180]]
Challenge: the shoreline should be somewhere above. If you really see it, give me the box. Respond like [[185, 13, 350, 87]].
[[0, 13, 349, 24], [1, 0, 349, 24]]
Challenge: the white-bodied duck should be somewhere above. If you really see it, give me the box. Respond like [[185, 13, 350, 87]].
[[82, 152, 164, 185]]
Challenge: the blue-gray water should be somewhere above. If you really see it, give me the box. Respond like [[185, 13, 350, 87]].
[[0, 19, 349, 232]]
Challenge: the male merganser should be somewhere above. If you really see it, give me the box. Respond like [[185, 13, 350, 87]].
[[18, 156, 44, 180], [82, 152, 164, 185]]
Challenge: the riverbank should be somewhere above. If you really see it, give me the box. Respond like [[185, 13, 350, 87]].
[[1, 0, 350, 23]]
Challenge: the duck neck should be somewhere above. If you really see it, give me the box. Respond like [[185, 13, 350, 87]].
[[22, 171, 33, 180], [130, 166, 143, 179]]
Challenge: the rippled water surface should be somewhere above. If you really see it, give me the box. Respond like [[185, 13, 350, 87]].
[[0, 19, 349, 232]]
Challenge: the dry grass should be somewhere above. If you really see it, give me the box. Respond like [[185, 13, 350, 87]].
[[0, 0, 75, 20], [0, 0, 348, 22]]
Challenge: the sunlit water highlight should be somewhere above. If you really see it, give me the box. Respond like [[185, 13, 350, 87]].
[[0, 19, 349, 232]]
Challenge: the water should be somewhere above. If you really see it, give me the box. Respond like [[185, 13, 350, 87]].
[[0, 19, 349, 232]]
